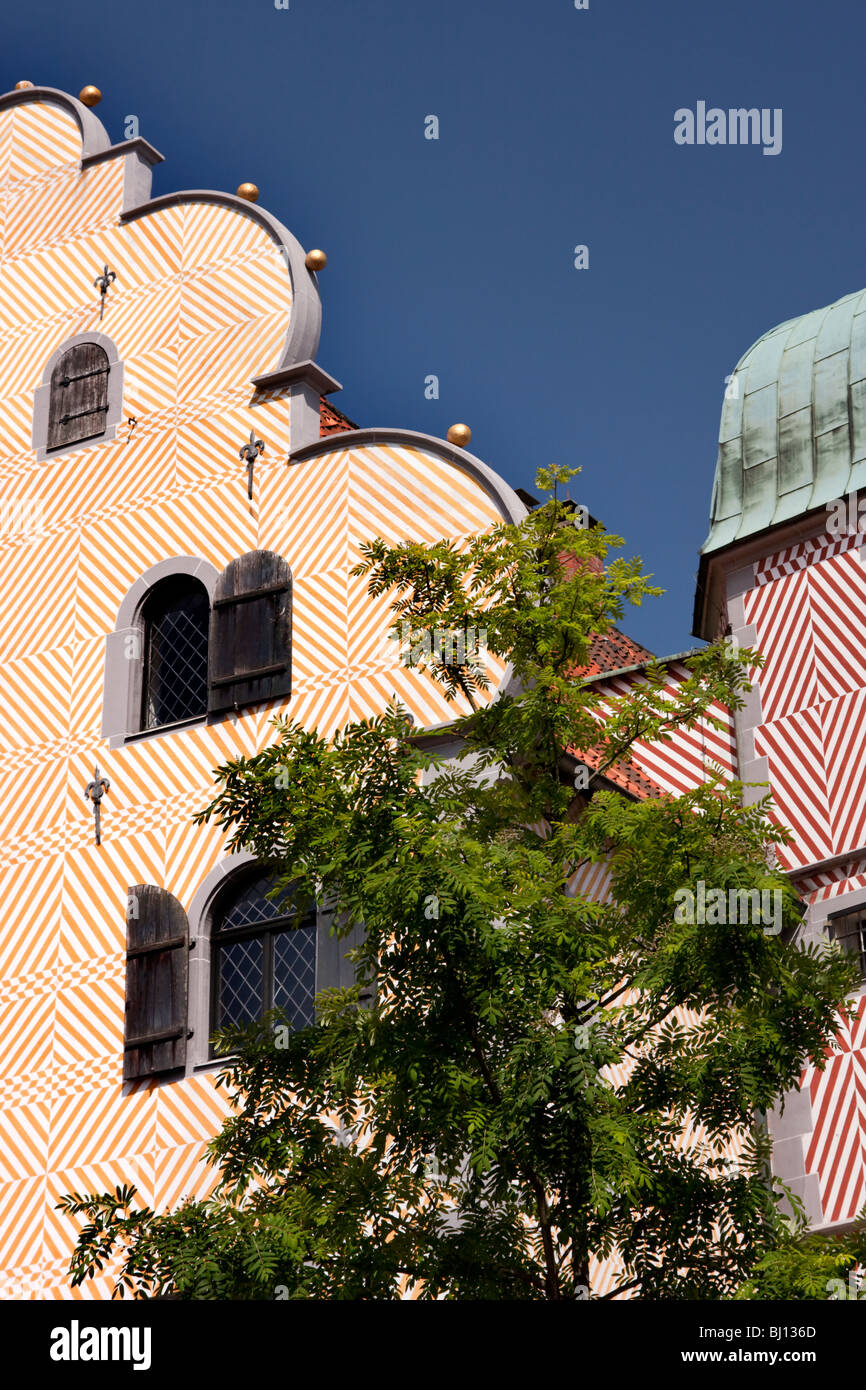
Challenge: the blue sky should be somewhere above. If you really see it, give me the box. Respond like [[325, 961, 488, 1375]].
[[4, 0, 863, 655]]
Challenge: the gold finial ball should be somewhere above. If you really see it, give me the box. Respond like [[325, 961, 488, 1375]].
[[305, 249, 327, 272], [79, 85, 102, 107], [446, 423, 472, 448], [236, 182, 259, 203], [14, 81, 34, 90]]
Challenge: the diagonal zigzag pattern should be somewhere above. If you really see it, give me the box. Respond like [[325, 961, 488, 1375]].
[[0, 98, 524, 1297], [2, 103, 80, 182], [743, 531, 866, 1230], [744, 567, 818, 724], [795, 855, 866, 908], [585, 567, 866, 1258], [803, 997, 866, 1225], [590, 660, 737, 796], [809, 546, 866, 701], [753, 707, 835, 869], [822, 689, 866, 853], [746, 537, 866, 865]]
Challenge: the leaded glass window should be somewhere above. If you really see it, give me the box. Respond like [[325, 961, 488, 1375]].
[[141, 578, 209, 731], [212, 872, 317, 1043]]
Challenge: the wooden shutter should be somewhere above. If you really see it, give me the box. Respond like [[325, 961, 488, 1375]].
[[47, 343, 110, 451], [208, 550, 292, 714], [316, 913, 366, 992], [123, 885, 189, 1081]]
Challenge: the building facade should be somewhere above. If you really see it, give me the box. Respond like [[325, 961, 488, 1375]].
[[0, 83, 862, 1299], [695, 296, 866, 1230], [0, 85, 517, 1299]]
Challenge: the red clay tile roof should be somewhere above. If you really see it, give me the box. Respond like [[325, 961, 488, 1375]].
[[320, 398, 358, 436], [579, 744, 664, 801], [572, 633, 663, 800], [577, 630, 655, 680]]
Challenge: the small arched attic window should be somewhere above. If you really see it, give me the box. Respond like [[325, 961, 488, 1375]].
[[33, 332, 124, 462], [47, 342, 110, 451]]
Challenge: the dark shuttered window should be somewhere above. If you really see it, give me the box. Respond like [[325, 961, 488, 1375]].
[[47, 342, 110, 451], [211, 872, 316, 1048], [829, 905, 866, 980], [141, 577, 210, 732], [208, 551, 291, 714], [123, 886, 190, 1081]]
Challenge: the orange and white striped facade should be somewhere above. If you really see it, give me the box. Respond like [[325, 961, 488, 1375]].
[[0, 87, 522, 1299]]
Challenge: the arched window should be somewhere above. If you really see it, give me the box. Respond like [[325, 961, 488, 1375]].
[[185, 854, 365, 1073], [210, 870, 317, 1042], [34, 331, 124, 462], [47, 342, 110, 451], [141, 576, 210, 731]]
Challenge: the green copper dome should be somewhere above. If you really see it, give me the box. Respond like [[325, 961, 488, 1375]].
[[702, 287, 866, 554]]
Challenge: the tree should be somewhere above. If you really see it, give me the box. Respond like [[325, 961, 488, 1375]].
[[60, 466, 859, 1300], [735, 1220, 866, 1300]]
